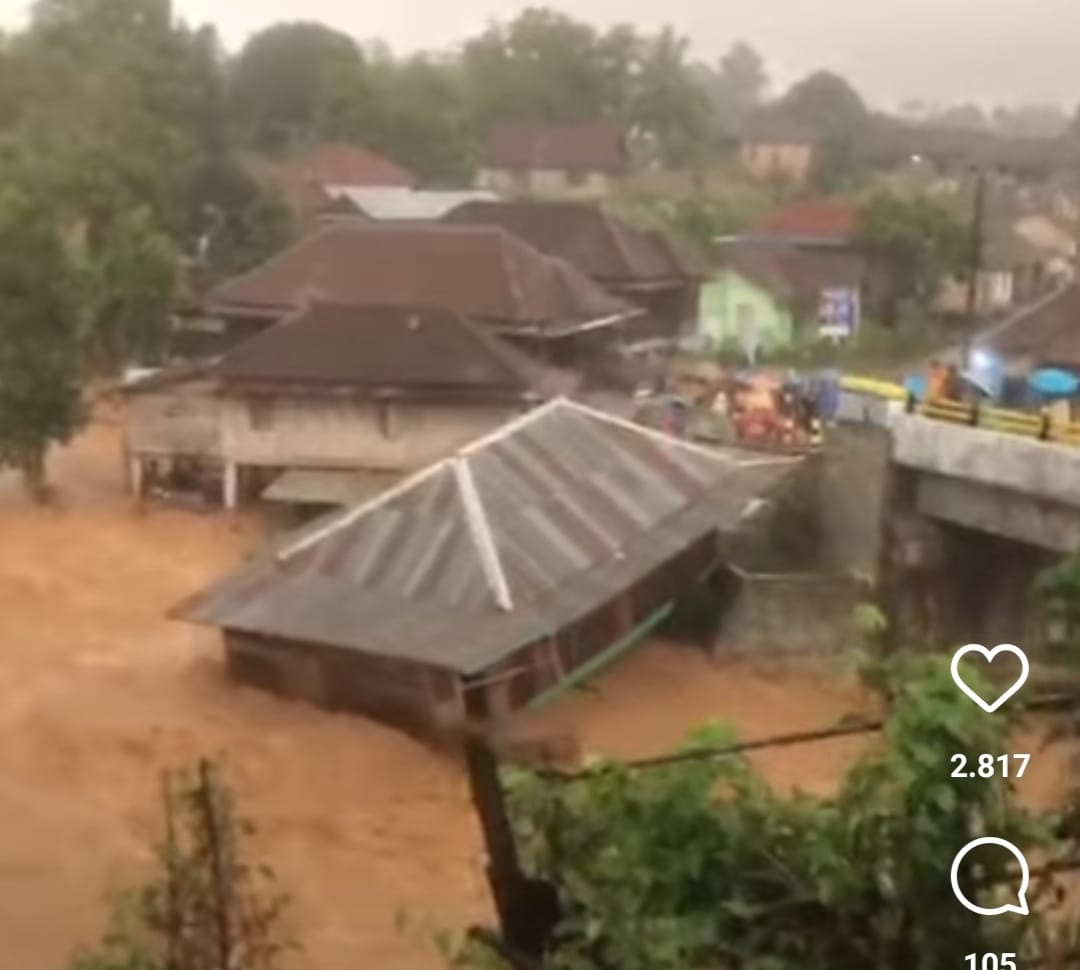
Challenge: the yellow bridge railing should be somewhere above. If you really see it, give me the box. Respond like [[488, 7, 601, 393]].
[[840, 375, 1080, 446]]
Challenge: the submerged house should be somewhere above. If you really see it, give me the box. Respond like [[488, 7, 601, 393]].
[[175, 398, 796, 737], [193, 222, 635, 380], [126, 301, 570, 509], [443, 199, 707, 355]]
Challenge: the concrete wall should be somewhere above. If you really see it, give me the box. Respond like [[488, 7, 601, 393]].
[[715, 569, 860, 656], [739, 142, 814, 183], [892, 414, 1080, 512], [817, 422, 894, 582], [477, 167, 613, 199], [221, 396, 525, 471], [125, 380, 221, 458], [916, 473, 1080, 553]]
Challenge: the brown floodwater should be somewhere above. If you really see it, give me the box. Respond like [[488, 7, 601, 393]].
[[0, 412, 1072, 969]]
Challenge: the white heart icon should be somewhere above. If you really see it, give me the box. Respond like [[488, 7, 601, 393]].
[[950, 643, 1029, 713]]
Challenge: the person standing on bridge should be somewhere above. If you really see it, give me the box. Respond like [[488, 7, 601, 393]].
[[928, 360, 948, 401]]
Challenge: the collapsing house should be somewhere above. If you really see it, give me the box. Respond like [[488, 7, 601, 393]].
[[175, 398, 797, 737]]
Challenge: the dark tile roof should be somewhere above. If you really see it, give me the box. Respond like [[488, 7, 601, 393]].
[[175, 399, 799, 675], [206, 222, 631, 331], [482, 120, 627, 173], [750, 198, 858, 242], [443, 199, 707, 282], [249, 142, 416, 189], [213, 301, 553, 396], [987, 284, 1080, 366]]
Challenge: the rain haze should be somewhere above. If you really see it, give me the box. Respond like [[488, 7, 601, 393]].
[[2, 0, 1080, 107]]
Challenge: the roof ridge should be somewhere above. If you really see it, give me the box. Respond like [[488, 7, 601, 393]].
[[275, 460, 450, 563], [452, 457, 514, 612], [558, 397, 801, 468], [208, 223, 337, 306], [451, 312, 546, 392]]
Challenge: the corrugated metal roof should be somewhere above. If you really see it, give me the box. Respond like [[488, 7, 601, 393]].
[[262, 468, 401, 506], [175, 397, 799, 674], [325, 187, 497, 220]]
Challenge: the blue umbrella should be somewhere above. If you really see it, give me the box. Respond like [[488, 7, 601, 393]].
[[904, 373, 927, 399], [1028, 368, 1080, 397]]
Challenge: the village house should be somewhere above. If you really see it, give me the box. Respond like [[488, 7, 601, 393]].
[[174, 397, 797, 738], [125, 301, 571, 510], [697, 197, 869, 350], [244, 142, 417, 228], [738, 117, 817, 184], [937, 222, 1049, 318], [477, 120, 628, 199], [985, 283, 1080, 374], [442, 199, 708, 355], [195, 222, 636, 380], [698, 242, 865, 353]]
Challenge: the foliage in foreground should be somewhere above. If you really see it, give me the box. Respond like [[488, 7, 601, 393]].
[[67, 759, 292, 970], [500, 656, 1072, 970]]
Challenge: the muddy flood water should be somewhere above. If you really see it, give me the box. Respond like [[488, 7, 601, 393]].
[[0, 413, 1073, 969]]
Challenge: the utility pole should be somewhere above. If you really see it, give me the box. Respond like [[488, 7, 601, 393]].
[[963, 167, 988, 362], [461, 678, 559, 962]]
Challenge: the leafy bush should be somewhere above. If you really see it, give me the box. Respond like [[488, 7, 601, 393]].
[[502, 656, 1066, 970], [66, 760, 293, 970]]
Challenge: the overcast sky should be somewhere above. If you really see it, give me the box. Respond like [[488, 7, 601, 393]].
[[2, 0, 1079, 109]]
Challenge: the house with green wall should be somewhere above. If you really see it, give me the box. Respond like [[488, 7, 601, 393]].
[[699, 263, 795, 356], [697, 241, 866, 357]]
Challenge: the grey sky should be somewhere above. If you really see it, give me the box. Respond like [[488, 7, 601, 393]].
[[2, 0, 1078, 108]]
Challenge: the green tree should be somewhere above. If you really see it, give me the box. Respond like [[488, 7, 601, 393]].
[[628, 27, 715, 166], [228, 22, 374, 151], [461, 9, 717, 166], [772, 70, 868, 140], [499, 656, 1067, 970], [709, 41, 769, 134], [365, 53, 476, 184], [856, 189, 971, 326], [0, 182, 85, 498], [461, 8, 620, 128], [83, 206, 177, 368]]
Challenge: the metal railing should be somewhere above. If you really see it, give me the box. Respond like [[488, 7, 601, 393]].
[[839, 375, 1080, 446]]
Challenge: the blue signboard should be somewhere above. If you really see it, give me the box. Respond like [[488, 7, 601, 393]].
[[818, 287, 860, 339]]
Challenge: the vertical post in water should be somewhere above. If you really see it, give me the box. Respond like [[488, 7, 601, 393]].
[[461, 677, 528, 944]]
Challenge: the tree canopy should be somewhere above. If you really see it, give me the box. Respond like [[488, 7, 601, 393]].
[[857, 189, 971, 325]]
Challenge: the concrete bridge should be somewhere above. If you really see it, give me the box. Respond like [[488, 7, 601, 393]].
[[834, 389, 1080, 554], [821, 387, 1079, 648]]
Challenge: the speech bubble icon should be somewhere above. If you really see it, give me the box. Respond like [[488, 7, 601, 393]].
[[951, 644, 1029, 713], [950, 837, 1030, 917]]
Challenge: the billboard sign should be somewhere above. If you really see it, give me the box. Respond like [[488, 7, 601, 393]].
[[818, 287, 860, 339]]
